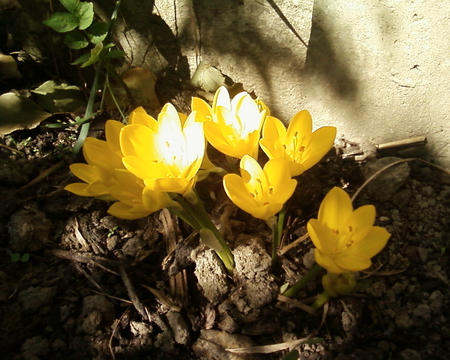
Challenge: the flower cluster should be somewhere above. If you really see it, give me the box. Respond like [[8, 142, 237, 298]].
[[66, 86, 389, 283], [192, 86, 337, 221]]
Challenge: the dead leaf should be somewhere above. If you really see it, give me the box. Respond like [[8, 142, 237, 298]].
[[106, 67, 160, 110], [0, 92, 51, 135], [32, 80, 86, 113], [0, 53, 22, 80]]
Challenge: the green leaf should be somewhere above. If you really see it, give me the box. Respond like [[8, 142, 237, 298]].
[[71, 53, 90, 66], [73, 2, 94, 30], [61, 0, 80, 13], [20, 253, 30, 262], [102, 49, 125, 61], [64, 32, 89, 49], [10, 253, 21, 262], [42, 12, 78, 33], [86, 22, 109, 44], [80, 42, 103, 68]]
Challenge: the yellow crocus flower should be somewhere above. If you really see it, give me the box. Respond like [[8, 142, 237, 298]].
[[259, 110, 336, 177], [65, 118, 172, 219], [192, 86, 267, 159], [65, 120, 126, 199], [307, 187, 390, 274], [107, 169, 173, 220], [223, 155, 297, 221], [120, 103, 205, 196]]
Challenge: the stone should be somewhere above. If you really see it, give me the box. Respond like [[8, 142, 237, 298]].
[[400, 349, 422, 360], [21, 336, 50, 357], [362, 157, 410, 201], [166, 311, 191, 345], [193, 247, 229, 304], [17, 286, 57, 312], [8, 207, 52, 252]]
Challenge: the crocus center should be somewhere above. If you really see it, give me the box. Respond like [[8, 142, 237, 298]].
[[248, 177, 271, 206], [289, 131, 306, 162], [330, 225, 356, 255]]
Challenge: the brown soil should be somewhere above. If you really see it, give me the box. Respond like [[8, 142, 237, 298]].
[[1, 124, 449, 360]]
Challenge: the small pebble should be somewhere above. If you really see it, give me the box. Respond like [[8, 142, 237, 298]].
[[400, 349, 422, 360]]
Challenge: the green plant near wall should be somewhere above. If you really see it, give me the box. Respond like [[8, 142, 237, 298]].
[[43, 0, 128, 153], [43, 0, 124, 68]]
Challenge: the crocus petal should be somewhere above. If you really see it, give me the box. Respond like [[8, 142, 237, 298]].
[[191, 97, 213, 123], [128, 107, 158, 128], [314, 249, 346, 274], [69, 163, 98, 184], [307, 219, 337, 254], [213, 86, 231, 109], [148, 177, 196, 195], [64, 183, 91, 196], [318, 187, 353, 230], [260, 116, 287, 159], [105, 120, 125, 154], [344, 205, 376, 243], [288, 162, 306, 177], [223, 173, 258, 213], [300, 126, 337, 172], [286, 110, 312, 145], [83, 138, 124, 174], [338, 226, 390, 265], [123, 155, 169, 180], [240, 155, 266, 190], [84, 181, 111, 197], [264, 158, 293, 192], [142, 187, 173, 211], [108, 202, 151, 220], [120, 124, 154, 159], [233, 92, 263, 133]]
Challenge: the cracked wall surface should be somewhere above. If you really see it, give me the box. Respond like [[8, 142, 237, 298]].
[[122, 0, 449, 167]]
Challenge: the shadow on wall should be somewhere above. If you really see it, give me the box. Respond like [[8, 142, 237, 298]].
[[93, 0, 191, 103], [187, 0, 309, 113], [304, 2, 359, 99]]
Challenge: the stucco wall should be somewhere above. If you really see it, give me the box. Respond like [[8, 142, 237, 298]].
[[139, 0, 450, 166]]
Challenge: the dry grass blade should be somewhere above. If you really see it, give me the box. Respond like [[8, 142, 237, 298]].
[[49, 249, 119, 275], [109, 307, 131, 360], [0, 143, 24, 155], [277, 294, 317, 315], [141, 284, 181, 312], [362, 268, 408, 276], [119, 265, 149, 321], [17, 160, 64, 192], [280, 233, 309, 255], [225, 336, 322, 354], [159, 209, 188, 307]]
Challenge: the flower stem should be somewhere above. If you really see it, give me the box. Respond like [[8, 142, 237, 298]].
[[282, 263, 324, 298], [271, 207, 286, 266], [173, 193, 234, 274], [311, 291, 330, 309]]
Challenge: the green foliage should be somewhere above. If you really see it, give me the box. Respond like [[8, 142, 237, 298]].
[[43, 0, 122, 68], [10, 252, 30, 263], [64, 32, 89, 49], [61, 0, 80, 13], [43, 1, 93, 33]]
